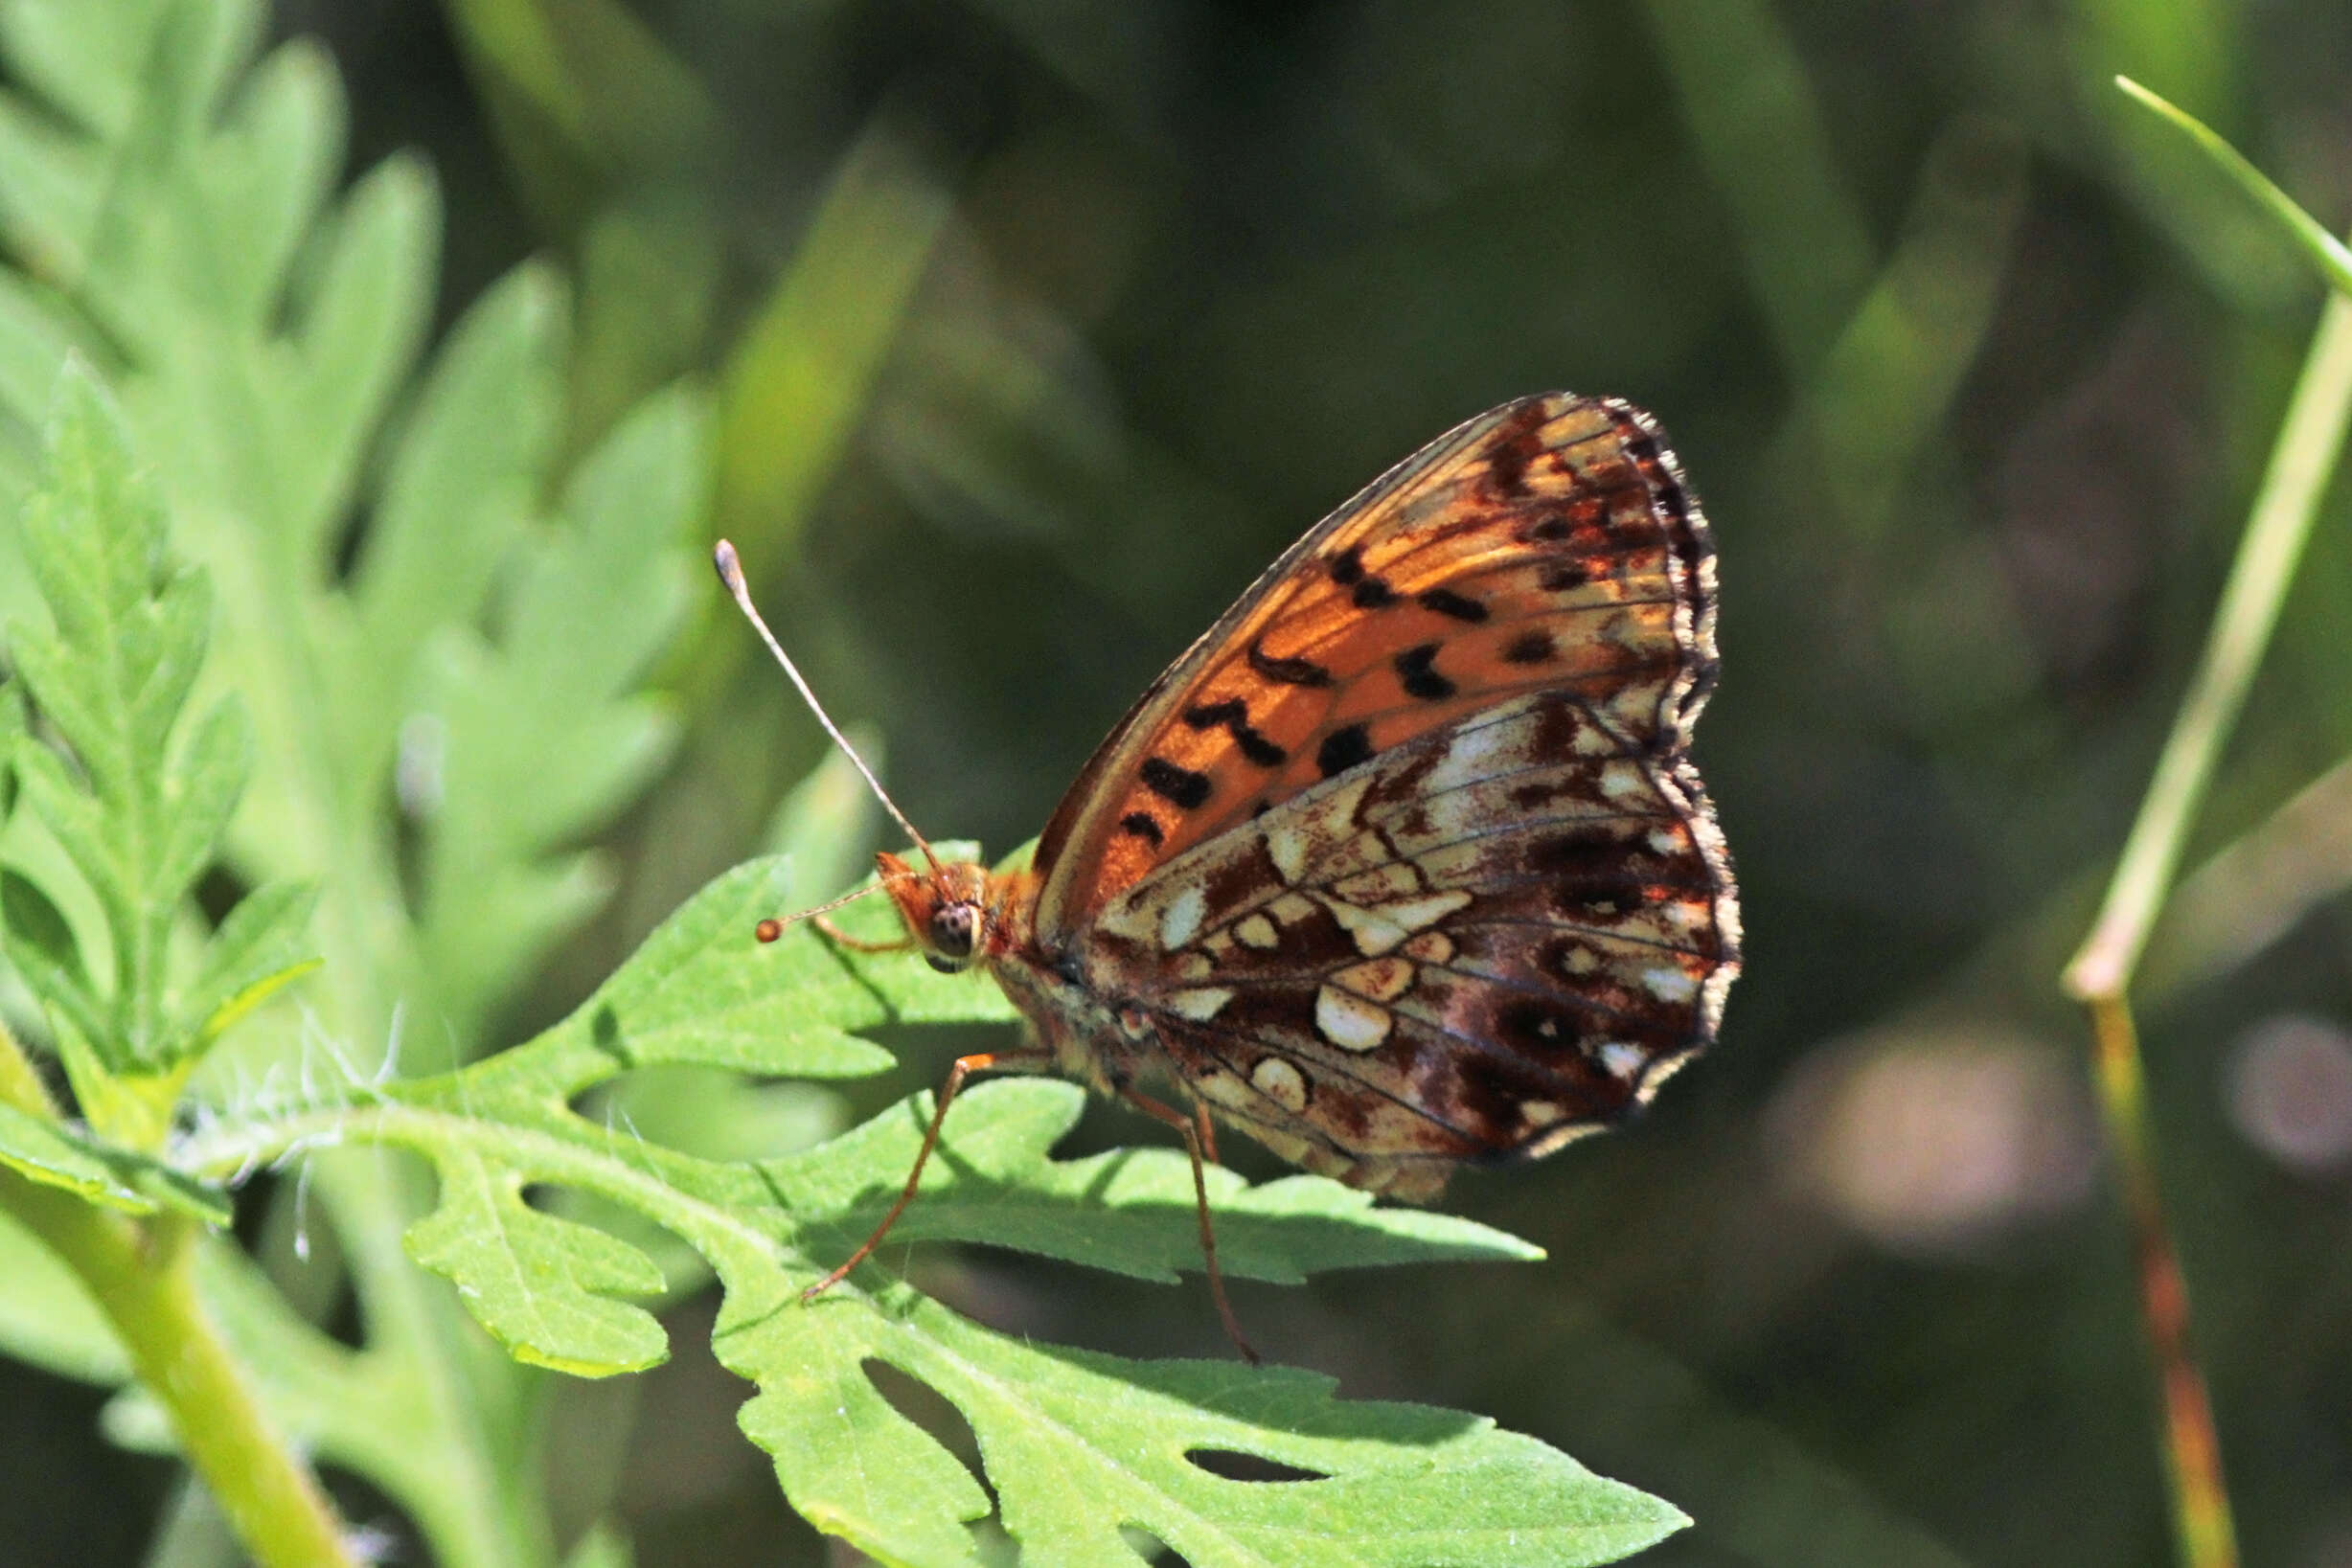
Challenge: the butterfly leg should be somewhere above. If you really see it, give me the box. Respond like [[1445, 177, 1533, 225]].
[[812, 914, 911, 952], [1192, 1098, 1222, 1166], [803, 1049, 1053, 1300], [1115, 1085, 1260, 1365]]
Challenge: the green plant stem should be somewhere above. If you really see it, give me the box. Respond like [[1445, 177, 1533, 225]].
[[0, 1001, 352, 1564], [2067, 286, 2352, 998], [2082, 999, 2236, 1568], [2060, 266, 2352, 1568], [0, 1181, 359, 1568]]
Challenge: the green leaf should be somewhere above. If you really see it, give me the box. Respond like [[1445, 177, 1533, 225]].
[[7, 364, 229, 1067], [741, 1298, 1686, 1568], [5, 364, 248, 1068], [0, 1204, 126, 1383], [173, 878, 318, 1056], [1, 362, 305, 1079], [0, 866, 101, 1047], [401, 1145, 669, 1376], [0, 7, 712, 1564], [180, 854, 1662, 1566], [0, 1100, 228, 1222], [772, 1079, 1542, 1286], [409, 381, 703, 1039]]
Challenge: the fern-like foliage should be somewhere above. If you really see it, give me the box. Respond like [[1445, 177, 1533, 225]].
[[0, 5, 1690, 1566], [0, 5, 709, 1562], [1, 364, 317, 1087]]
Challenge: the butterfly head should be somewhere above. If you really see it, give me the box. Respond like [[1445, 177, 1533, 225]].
[[877, 852, 994, 974]]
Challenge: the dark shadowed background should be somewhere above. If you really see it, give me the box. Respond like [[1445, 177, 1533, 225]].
[[13, 1, 2352, 1564]]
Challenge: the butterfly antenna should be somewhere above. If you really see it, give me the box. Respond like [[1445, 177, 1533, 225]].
[[714, 540, 943, 874], [749, 877, 904, 943]]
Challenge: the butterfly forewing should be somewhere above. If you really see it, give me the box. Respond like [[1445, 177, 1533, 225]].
[[1033, 396, 1718, 933], [1026, 394, 1737, 1197]]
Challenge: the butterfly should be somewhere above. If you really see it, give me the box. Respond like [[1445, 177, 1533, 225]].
[[717, 393, 1740, 1359]]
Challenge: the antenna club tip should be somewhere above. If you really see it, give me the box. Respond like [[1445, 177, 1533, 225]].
[[713, 538, 742, 587], [755, 917, 784, 943]]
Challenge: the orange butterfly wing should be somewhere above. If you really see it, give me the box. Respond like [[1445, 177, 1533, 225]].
[[1033, 395, 1718, 932], [1017, 394, 1739, 1199]]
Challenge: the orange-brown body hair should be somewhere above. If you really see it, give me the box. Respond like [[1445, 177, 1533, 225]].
[[876, 852, 1038, 971]]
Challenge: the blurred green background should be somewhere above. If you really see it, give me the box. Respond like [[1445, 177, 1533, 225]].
[[13, 0, 2352, 1563]]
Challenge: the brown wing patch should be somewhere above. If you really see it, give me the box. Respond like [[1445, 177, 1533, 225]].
[[1085, 690, 1739, 1198]]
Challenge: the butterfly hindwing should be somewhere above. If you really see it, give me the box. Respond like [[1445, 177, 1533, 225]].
[[1084, 690, 1736, 1197], [1023, 393, 1737, 1194]]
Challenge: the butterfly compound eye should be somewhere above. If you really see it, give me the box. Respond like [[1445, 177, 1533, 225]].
[[927, 900, 981, 968]]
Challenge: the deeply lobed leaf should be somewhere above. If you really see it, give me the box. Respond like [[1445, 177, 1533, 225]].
[[735, 1295, 1686, 1568], [0, 11, 1687, 1566], [177, 851, 1671, 1566], [0, 367, 309, 1076]]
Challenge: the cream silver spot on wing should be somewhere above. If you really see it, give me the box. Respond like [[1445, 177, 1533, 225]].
[[1640, 965, 1700, 1003], [1193, 1069, 1254, 1113], [1387, 691, 1635, 808], [1333, 955, 1415, 1003], [1251, 1057, 1309, 1111], [1411, 696, 1547, 797], [1330, 861, 1424, 903], [1598, 1041, 1648, 1080], [1157, 883, 1208, 949], [1163, 988, 1234, 1021], [1320, 889, 1473, 957], [1263, 772, 1375, 885], [1314, 986, 1393, 1052], [1267, 892, 1317, 925], [1401, 930, 1454, 964], [1600, 761, 1648, 802]]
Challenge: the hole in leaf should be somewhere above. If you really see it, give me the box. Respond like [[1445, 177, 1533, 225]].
[[230, 1171, 360, 1347], [228, 1169, 278, 1253], [862, 1357, 994, 1507], [194, 863, 246, 926], [316, 1461, 421, 1565], [318, 1280, 366, 1353], [1182, 1449, 1330, 1483], [1122, 1524, 1193, 1565]]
